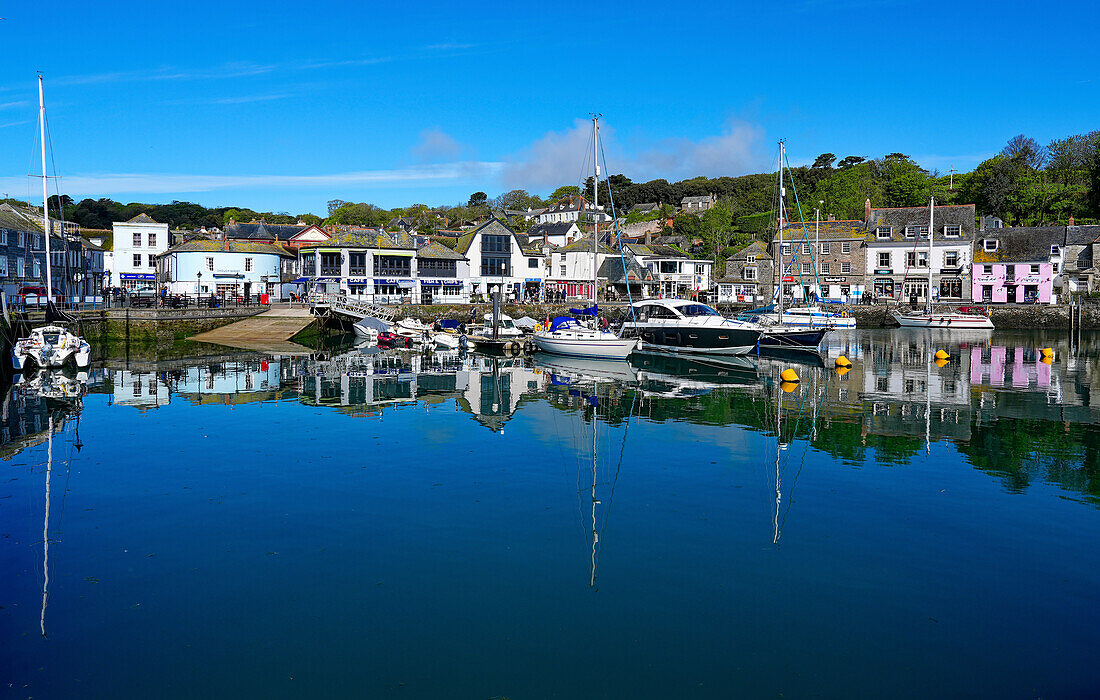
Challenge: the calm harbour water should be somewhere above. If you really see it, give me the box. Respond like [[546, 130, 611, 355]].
[[2, 329, 1099, 698]]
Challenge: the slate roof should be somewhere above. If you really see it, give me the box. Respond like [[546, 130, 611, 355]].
[[162, 239, 295, 257], [528, 222, 578, 240], [779, 220, 865, 241], [301, 229, 410, 250], [975, 226, 1088, 263], [681, 195, 714, 205], [728, 240, 772, 261], [1066, 224, 1100, 245], [226, 222, 311, 241], [125, 213, 160, 225], [454, 218, 516, 254], [865, 204, 977, 243], [0, 206, 44, 234], [629, 202, 659, 213], [597, 256, 654, 284], [559, 235, 615, 254], [626, 242, 690, 258], [417, 240, 466, 260]]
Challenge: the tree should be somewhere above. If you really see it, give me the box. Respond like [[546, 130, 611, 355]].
[[1089, 142, 1100, 217], [327, 199, 348, 216], [837, 155, 866, 169], [672, 212, 700, 238], [879, 155, 932, 208], [466, 192, 488, 208], [1002, 134, 1047, 170], [812, 153, 836, 169], [549, 185, 580, 201], [1048, 131, 1100, 187], [297, 213, 323, 226]]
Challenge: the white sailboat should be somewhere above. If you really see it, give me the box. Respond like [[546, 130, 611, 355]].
[[11, 76, 91, 372], [892, 197, 994, 329], [532, 115, 639, 360]]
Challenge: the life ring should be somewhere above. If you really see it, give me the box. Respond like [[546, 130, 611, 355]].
[[535, 323, 544, 332]]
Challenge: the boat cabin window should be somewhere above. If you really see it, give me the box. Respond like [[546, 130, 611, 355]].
[[676, 304, 720, 317], [641, 304, 678, 319]]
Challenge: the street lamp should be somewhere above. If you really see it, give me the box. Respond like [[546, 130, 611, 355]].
[[196, 270, 202, 299]]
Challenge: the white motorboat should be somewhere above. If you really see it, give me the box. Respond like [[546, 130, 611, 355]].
[[533, 317, 638, 360], [395, 317, 430, 337], [353, 316, 391, 344], [620, 299, 763, 356], [478, 313, 523, 338], [12, 325, 91, 372], [10, 77, 91, 374], [432, 332, 462, 350]]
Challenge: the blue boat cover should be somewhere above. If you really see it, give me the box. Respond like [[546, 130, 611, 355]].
[[550, 316, 578, 332], [438, 319, 461, 330], [569, 305, 598, 316]]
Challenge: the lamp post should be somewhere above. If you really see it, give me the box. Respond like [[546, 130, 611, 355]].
[[196, 271, 202, 300]]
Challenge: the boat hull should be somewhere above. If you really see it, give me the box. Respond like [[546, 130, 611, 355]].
[[532, 333, 638, 360], [892, 312, 994, 329], [623, 325, 762, 356], [757, 328, 828, 347]]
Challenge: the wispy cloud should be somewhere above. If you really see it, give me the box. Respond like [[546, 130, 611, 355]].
[[0, 120, 31, 129], [501, 118, 768, 189], [0, 163, 505, 198], [53, 62, 280, 87], [424, 43, 476, 51], [162, 93, 292, 106], [0, 100, 28, 110], [411, 128, 470, 163]]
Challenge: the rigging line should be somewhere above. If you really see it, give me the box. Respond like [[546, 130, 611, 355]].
[[781, 149, 823, 300], [598, 134, 637, 326], [778, 369, 832, 533], [598, 385, 637, 540]]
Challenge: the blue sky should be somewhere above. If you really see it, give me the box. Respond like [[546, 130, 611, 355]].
[[0, 0, 1095, 216]]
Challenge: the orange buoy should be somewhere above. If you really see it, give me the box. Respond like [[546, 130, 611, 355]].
[[780, 368, 799, 383], [934, 349, 950, 361], [834, 355, 853, 368], [780, 380, 799, 393]]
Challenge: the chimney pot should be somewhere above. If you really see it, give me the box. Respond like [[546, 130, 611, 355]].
[[1069, 215, 1076, 226], [864, 198, 871, 222]]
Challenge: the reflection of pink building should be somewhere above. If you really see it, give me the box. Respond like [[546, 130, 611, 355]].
[[971, 262, 1054, 304], [970, 346, 1051, 388]]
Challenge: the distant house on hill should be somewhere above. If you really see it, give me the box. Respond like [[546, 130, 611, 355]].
[[680, 194, 717, 213]]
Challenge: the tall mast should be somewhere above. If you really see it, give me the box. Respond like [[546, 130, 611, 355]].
[[777, 140, 785, 316], [815, 205, 820, 303], [927, 196, 935, 314], [39, 75, 53, 301], [592, 115, 600, 305]]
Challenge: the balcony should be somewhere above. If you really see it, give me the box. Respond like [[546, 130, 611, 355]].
[[319, 266, 341, 276]]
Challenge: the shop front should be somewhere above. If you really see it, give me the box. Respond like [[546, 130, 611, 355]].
[[120, 272, 156, 291], [373, 278, 415, 303]]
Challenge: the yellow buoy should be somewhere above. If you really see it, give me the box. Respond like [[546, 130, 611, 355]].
[[780, 380, 799, 393], [780, 368, 799, 383], [934, 349, 950, 360], [1041, 347, 1054, 358], [835, 366, 851, 377], [935, 358, 949, 368], [1041, 356, 1053, 365], [834, 355, 853, 368]]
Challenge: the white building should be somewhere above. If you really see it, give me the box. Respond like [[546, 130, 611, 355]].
[[158, 239, 293, 299], [545, 236, 614, 299], [456, 218, 544, 302], [110, 213, 168, 290], [528, 196, 609, 225], [626, 243, 712, 298], [527, 222, 582, 248]]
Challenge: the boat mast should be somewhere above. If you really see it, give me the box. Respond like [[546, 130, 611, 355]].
[[815, 204, 820, 303], [927, 196, 935, 314], [39, 75, 54, 303], [777, 140, 785, 316], [592, 114, 600, 306]]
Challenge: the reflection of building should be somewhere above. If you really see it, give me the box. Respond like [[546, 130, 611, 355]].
[[111, 370, 171, 410]]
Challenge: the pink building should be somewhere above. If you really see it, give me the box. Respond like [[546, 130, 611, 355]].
[[971, 261, 1055, 304]]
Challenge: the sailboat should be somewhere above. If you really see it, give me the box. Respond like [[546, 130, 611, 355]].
[[739, 141, 832, 347], [11, 76, 91, 372], [532, 115, 638, 360], [892, 197, 994, 329]]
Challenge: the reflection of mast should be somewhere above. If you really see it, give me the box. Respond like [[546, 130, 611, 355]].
[[41, 413, 53, 638], [926, 336, 932, 454], [589, 393, 599, 588], [773, 375, 783, 546]]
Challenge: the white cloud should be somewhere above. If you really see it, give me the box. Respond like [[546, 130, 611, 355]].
[[411, 128, 468, 163], [0, 164, 505, 198], [0, 100, 28, 111], [500, 118, 768, 190], [163, 94, 292, 106]]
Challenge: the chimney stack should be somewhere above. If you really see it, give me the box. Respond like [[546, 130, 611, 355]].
[[1068, 215, 1076, 226], [864, 198, 871, 222]]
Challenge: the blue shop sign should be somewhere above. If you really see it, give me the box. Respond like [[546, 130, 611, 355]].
[[120, 273, 156, 281]]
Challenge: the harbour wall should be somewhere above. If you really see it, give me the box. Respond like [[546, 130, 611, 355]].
[[32, 307, 274, 344]]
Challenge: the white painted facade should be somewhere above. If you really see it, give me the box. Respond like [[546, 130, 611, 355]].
[[161, 248, 284, 298], [110, 215, 168, 290]]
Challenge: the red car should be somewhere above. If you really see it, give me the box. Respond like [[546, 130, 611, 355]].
[[16, 285, 62, 307]]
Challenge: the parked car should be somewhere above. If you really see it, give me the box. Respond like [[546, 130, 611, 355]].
[[16, 285, 62, 308]]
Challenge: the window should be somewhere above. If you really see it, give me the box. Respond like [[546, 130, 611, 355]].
[[17, 232, 24, 247], [659, 261, 679, 274], [148, 233, 157, 247], [746, 254, 757, 263], [945, 250, 959, 267], [32, 260, 40, 278], [906, 251, 915, 267], [840, 285, 850, 297], [841, 262, 851, 274], [743, 266, 757, 280], [481, 256, 509, 276], [877, 252, 891, 268], [1051, 245, 1060, 255], [1030, 264, 1040, 274], [16, 257, 24, 277], [984, 239, 998, 252], [528, 258, 538, 268], [148, 254, 156, 267], [0, 257, 6, 276], [1053, 263, 1060, 273], [133, 232, 142, 247], [32, 235, 42, 250], [876, 226, 891, 239], [821, 242, 830, 254], [206, 257, 214, 271], [480, 234, 511, 253], [245, 258, 253, 272], [780, 243, 791, 255], [133, 253, 142, 267], [800, 243, 810, 255], [943, 225, 961, 237], [0, 230, 6, 245], [822, 262, 830, 274], [905, 226, 919, 238], [349, 252, 367, 275], [983, 265, 993, 275], [559, 265, 566, 276], [906, 251, 928, 268], [841, 241, 851, 254], [801, 262, 811, 274]]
